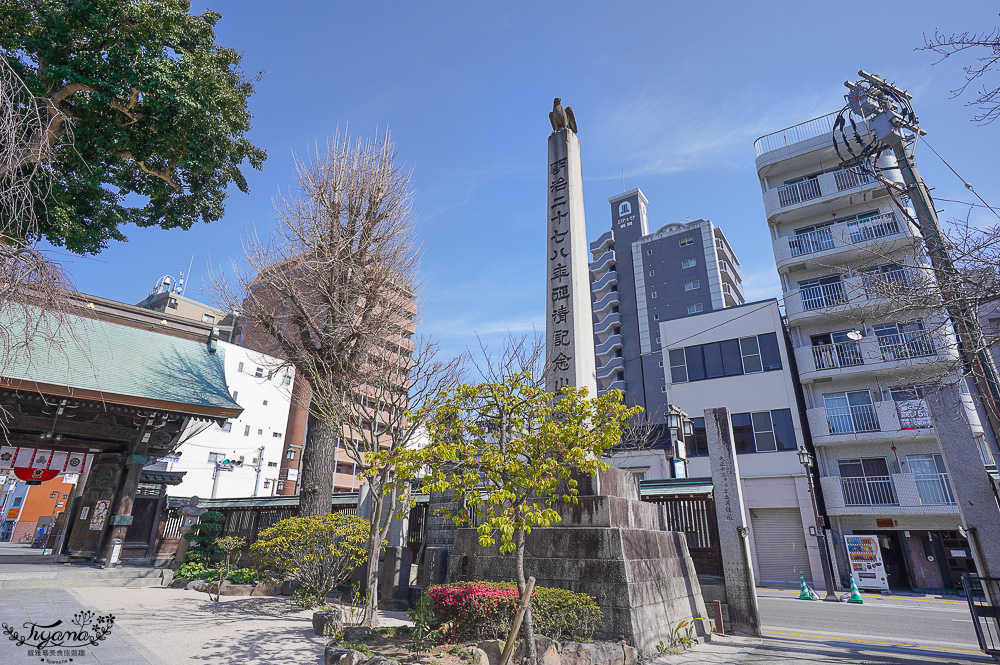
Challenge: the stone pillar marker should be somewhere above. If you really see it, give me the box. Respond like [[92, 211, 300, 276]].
[[704, 406, 761, 637], [926, 382, 1000, 579], [545, 103, 597, 396]]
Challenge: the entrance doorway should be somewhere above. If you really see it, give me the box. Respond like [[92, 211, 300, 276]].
[[855, 531, 912, 591]]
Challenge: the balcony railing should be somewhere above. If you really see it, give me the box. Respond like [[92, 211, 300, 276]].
[[834, 167, 875, 192], [913, 472, 957, 505], [789, 228, 836, 257], [801, 281, 847, 311], [877, 332, 936, 361], [826, 403, 880, 434], [811, 340, 864, 370], [777, 178, 822, 207], [754, 112, 841, 156], [848, 212, 901, 243], [841, 476, 898, 506]]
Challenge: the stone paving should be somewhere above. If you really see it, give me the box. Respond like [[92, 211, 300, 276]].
[[0, 588, 168, 665]]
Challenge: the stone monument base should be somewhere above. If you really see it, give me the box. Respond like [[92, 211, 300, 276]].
[[447, 467, 708, 655]]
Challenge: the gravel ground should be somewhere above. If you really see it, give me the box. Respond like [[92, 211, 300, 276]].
[[70, 586, 411, 665]]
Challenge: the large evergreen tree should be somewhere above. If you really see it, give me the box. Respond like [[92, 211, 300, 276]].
[[1, 0, 266, 253]]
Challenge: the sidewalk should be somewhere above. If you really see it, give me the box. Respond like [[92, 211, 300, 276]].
[[0, 587, 169, 665], [756, 586, 969, 610], [648, 636, 760, 665]]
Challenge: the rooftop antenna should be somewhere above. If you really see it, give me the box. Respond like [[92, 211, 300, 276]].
[[178, 255, 194, 296], [621, 168, 625, 192]]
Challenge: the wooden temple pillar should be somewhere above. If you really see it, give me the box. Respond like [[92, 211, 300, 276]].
[[99, 415, 156, 567]]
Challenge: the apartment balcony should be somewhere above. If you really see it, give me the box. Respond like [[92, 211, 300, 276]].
[[762, 166, 892, 224], [596, 356, 624, 380], [592, 290, 620, 316], [590, 248, 616, 275], [594, 312, 621, 336], [774, 212, 921, 273], [793, 334, 957, 383], [598, 378, 625, 396], [591, 270, 618, 295], [590, 230, 614, 254], [819, 472, 959, 516], [595, 334, 623, 358], [806, 400, 934, 445], [783, 269, 917, 325]]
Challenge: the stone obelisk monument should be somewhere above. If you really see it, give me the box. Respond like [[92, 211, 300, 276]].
[[545, 98, 597, 396], [448, 99, 707, 656]]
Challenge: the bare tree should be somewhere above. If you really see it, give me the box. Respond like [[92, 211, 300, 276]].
[[0, 57, 74, 380], [339, 334, 466, 625], [921, 20, 1000, 124], [213, 129, 419, 517]]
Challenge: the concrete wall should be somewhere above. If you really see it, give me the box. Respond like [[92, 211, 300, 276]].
[[165, 342, 294, 498]]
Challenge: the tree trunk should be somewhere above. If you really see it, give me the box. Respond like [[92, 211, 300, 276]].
[[299, 410, 336, 517], [515, 525, 538, 665], [362, 483, 385, 628]]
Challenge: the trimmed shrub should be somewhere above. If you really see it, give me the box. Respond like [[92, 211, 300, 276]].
[[183, 511, 225, 564], [250, 513, 369, 608], [176, 562, 260, 584], [423, 581, 601, 642]]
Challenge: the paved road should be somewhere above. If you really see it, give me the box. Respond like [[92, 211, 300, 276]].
[[754, 591, 988, 664]]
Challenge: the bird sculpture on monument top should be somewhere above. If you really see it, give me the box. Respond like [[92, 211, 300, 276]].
[[549, 97, 578, 134]]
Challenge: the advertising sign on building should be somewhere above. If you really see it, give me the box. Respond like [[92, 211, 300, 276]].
[[844, 534, 889, 591], [895, 399, 932, 430]]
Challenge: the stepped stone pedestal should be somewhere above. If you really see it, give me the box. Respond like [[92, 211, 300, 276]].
[[447, 466, 707, 655]]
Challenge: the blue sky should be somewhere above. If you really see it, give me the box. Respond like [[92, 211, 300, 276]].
[[60, 2, 1000, 362]]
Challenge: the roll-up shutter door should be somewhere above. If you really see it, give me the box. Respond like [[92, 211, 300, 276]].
[[750, 508, 812, 586]]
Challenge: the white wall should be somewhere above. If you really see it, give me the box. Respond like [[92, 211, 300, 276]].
[[165, 341, 294, 499]]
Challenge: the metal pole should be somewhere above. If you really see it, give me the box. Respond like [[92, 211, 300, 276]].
[[804, 464, 839, 601], [253, 446, 264, 497], [211, 463, 221, 499]]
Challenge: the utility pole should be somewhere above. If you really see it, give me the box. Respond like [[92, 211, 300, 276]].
[[841, 71, 1000, 578], [211, 463, 221, 499], [253, 446, 265, 497]]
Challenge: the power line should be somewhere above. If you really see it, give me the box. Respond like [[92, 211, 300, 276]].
[[922, 138, 1000, 222]]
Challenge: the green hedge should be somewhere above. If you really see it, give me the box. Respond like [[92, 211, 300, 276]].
[[421, 581, 601, 641], [176, 561, 259, 584]]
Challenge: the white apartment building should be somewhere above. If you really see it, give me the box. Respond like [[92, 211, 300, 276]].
[[154, 341, 294, 499], [610, 299, 825, 588], [755, 113, 983, 593]]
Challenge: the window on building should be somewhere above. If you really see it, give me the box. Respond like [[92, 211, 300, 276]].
[[647, 249, 652, 255], [268, 461, 278, 467], [655, 336, 661, 344], [232, 391, 238, 402], [873, 320, 934, 360], [168, 298, 178, 309], [799, 275, 846, 310], [837, 457, 895, 505], [719, 260, 730, 274], [11, 497, 22, 508], [682, 258, 697, 269], [679, 237, 694, 247], [685, 280, 700, 291], [658, 359, 664, 367], [202, 313, 215, 324], [668, 333, 781, 383], [649, 270, 655, 277], [688, 409, 795, 456], [257, 429, 263, 435], [687, 303, 704, 314], [216, 422, 232, 432], [651, 291, 657, 298], [824, 391, 879, 434], [207, 452, 224, 463], [906, 453, 955, 504], [282, 374, 292, 386], [653, 313, 659, 320], [660, 386, 666, 393], [273, 432, 283, 438], [286, 449, 296, 460], [237, 362, 244, 373], [254, 367, 264, 378], [244, 425, 251, 436], [263, 400, 268, 406]]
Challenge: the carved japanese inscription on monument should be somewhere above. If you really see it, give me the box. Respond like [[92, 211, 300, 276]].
[[545, 100, 597, 397]]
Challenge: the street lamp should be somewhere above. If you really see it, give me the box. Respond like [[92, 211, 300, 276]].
[[665, 405, 692, 479], [797, 446, 840, 601]]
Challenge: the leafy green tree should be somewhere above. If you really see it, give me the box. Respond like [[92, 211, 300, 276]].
[[1, 0, 266, 253], [182, 510, 225, 564], [420, 369, 639, 663], [250, 513, 370, 609]]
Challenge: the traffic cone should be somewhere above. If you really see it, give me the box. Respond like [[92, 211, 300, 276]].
[[848, 577, 864, 604], [799, 574, 814, 600]]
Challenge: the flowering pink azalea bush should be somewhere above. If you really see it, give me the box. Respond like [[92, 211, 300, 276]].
[[422, 581, 601, 642]]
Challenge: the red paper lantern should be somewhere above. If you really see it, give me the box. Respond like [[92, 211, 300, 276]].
[[13, 467, 60, 482]]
